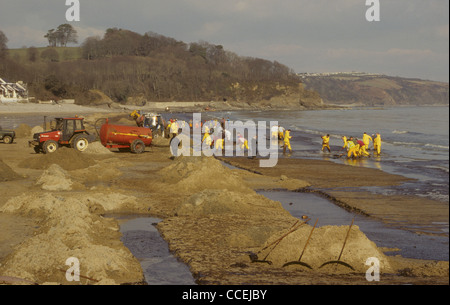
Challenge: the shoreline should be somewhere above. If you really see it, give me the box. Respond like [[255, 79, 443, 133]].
[[0, 109, 448, 285], [0, 100, 343, 116]]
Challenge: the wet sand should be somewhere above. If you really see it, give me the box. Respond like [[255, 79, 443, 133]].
[[219, 157, 449, 235], [0, 109, 448, 285]]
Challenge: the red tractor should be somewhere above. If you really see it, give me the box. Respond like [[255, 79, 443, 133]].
[[29, 117, 93, 154]]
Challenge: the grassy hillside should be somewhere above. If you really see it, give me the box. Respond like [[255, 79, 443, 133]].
[[8, 47, 82, 63]]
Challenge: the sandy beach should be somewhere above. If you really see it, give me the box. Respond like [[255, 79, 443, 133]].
[[0, 105, 448, 285]]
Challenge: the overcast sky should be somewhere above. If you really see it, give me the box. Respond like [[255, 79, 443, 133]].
[[0, 0, 448, 82]]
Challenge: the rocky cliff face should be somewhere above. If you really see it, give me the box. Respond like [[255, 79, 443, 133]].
[[228, 81, 325, 110], [302, 74, 449, 106]]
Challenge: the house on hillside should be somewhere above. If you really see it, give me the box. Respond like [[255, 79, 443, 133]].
[[0, 78, 29, 103]]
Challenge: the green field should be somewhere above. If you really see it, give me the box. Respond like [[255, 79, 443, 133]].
[[8, 47, 82, 63]]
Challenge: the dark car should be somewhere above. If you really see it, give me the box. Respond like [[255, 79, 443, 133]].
[[0, 126, 15, 144]]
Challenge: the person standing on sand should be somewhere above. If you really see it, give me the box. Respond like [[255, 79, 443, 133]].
[[278, 126, 285, 140], [271, 125, 279, 140], [215, 133, 224, 153], [283, 129, 292, 154], [321, 134, 331, 153], [237, 133, 249, 151], [169, 119, 179, 139], [202, 128, 213, 148]]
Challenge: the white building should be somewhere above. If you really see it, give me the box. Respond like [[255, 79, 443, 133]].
[[0, 78, 29, 103]]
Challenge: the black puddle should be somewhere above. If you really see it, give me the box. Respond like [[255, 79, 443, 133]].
[[118, 216, 196, 285]]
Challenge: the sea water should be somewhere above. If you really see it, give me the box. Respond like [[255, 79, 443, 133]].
[[211, 106, 449, 203]]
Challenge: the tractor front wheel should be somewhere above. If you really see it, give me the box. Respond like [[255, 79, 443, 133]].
[[3, 135, 13, 144], [43, 140, 59, 154]]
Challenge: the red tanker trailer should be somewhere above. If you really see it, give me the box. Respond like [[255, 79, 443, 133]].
[[98, 119, 152, 154]]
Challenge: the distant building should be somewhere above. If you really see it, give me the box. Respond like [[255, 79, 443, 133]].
[[0, 78, 29, 103], [297, 71, 382, 78]]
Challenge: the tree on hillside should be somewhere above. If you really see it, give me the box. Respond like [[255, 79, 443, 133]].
[[41, 48, 59, 62], [44, 24, 78, 47], [81, 36, 102, 60], [44, 29, 57, 47], [57, 24, 78, 47], [27, 47, 39, 62], [0, 30, 8, 58]]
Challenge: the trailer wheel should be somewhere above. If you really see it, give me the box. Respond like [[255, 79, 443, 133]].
[[3, 135, 13, 144], [131, 139, 145, 154], [72, 134, 89, 152], [43, 140, 59, 154]]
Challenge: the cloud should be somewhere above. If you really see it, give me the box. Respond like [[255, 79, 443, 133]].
[[1, 26, 47, 48], [195, 22, 225, 39], [0, 0, 448, 81], [74, 26, 106, 43]]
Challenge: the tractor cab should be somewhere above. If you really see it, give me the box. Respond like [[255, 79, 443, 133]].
[[53, 117, 87, 142]]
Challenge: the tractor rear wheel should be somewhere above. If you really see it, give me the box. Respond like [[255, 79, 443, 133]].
[[72, 135, 89, 152], [131, 139, 145, 154], [43, 140, 59, 154]]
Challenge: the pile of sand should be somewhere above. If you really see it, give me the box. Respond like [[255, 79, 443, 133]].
[[83, 141, 113, 155], [31, 126, 44, 135], [1, 191, 141, 216], [36, 164, 79, 191], [0, 159, 22, 182], [117, 118, 136, 125], [0, 192, 143, 284], [177, 189, 290, 217], [13, 124, 32, 138], [157, 157, 251, 194], [151, 136, 170, 147], [253, 223, 394, 274], [19, 147, 96, 171]]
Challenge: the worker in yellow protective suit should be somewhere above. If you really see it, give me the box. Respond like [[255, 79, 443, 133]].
[[202, 130, 212, 148], [271, 125, 279, 140], [278, 126, 285, 140], [341, 136, 348, 149], [130, 110, 144, 127], [363, 132, 373, 150], [357, 139, 370, 157], [321, 134, 331, 152], [237, 133, 249, 150], [373, 133, 382, 156], [215, 135, 224, 152], [169, 120, 179, 139], [347, 137, 360, 158], [283, 129, 292, 154]]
